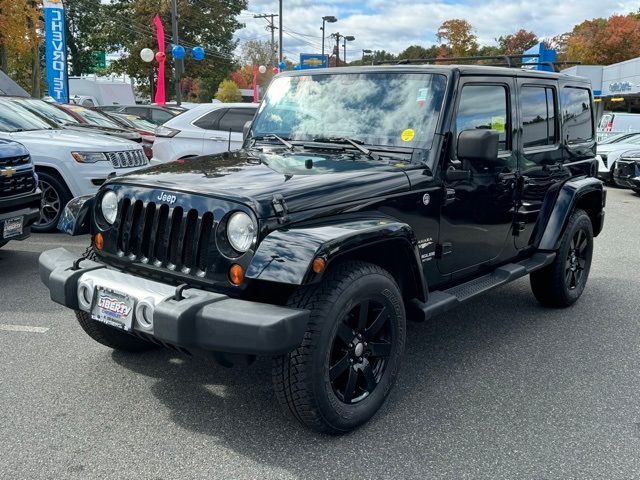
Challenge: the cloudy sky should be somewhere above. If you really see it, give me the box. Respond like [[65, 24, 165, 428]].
[[234, 0, 638, 63]]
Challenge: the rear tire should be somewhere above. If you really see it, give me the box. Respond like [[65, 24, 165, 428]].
[[272, 261, 406, 434], [33, 171, 71, 233], [530, 209, 593, 308], [75, 311, 155, 352]]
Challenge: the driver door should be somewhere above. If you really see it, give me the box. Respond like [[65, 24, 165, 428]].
[[437, 78, 518, 277]]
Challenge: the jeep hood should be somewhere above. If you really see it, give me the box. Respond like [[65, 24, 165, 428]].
[[113, 149, 411, 218]]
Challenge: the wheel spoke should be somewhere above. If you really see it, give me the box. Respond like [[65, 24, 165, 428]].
[[362, 363, 377, 392], [570, 271, 577, 289], [565, 269, 572, 286], [368, 341, 391, 358], [329, 354, 350, 381], [336, 322, 354, 345], [342, 367, 358, 403], [357, 300, 369, 331], [364, 306, 388, 340]]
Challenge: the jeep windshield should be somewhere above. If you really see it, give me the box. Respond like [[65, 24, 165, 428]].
[[251, 72, 447, 152]]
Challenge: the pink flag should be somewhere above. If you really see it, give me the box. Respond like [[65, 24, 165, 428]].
[[153, 15, 166, 105], [252, 64, 259, 103]]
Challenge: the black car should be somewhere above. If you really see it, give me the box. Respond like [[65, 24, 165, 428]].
[[94, 104, 177, 126], [0, 140, 40, 248], [613, 150, 640, 193], [39, 63, 605, 434]]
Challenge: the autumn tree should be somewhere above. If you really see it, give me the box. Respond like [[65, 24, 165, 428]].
[[496, 29, 538, 55], [215, 79, 241, 102], [240, 39, 277, 66], [436, 19, 478, 57], [0, 0, 41, 86]]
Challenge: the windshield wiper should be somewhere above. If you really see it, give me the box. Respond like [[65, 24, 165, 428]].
[[310, 137, 380, 161], [252, 134, 294, 150]]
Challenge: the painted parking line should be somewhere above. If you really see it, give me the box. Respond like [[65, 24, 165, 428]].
[[0, 324, 49, 333]]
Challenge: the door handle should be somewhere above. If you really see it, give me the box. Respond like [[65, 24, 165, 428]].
[[208, 136, 225, 141], [443, 187, 456, 206]]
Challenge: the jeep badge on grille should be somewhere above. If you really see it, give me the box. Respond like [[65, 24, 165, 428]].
[[156, 192, 177, 204]]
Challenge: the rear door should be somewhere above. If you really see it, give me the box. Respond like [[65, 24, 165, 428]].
[[206, 107, 256, 153], [514, 78, 566, 250]]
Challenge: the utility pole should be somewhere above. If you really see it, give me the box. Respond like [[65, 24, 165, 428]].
[[254, 13, 278, 66], [278, 0, 283, 63], [171, 0, 182, 106], [331, 33, 340, 66]]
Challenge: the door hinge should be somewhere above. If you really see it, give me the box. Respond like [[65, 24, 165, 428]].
[[271, 194, 289, 224], [435, 242, 452, 259], [443, 187, 456, 206]]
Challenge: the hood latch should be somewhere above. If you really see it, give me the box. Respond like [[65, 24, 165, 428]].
[[272, 194, 289, 224]]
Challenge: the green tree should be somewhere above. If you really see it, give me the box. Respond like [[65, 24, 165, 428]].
[[397, 45, 439, 60], [65, 0, 108, 75], [240, 39, 277, 66], [215, 79, 241, 102]]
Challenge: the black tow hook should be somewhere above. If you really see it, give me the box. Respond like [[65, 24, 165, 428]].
[[174, 283, 190, 301]]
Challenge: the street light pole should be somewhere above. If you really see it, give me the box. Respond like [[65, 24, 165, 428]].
[[321, 15, 337, 58], [171, 0, 182, 106], [278, 0, 283, 63]]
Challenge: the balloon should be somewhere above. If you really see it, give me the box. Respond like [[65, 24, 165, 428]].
[[140, 48, 154, 63], [258, 65, 267, 74], [155, 51, 166, 62], [278, 61, 286, 71], [191, 47, 205, 61], [272, 67, 279, 74], [172, 45, 185, 60], [294, 64, 301, 70]]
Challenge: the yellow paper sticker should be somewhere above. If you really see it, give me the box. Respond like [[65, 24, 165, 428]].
[[491, 116, 506, 133], [401, 128, 415, 142]]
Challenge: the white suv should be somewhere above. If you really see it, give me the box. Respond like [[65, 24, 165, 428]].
[[0, 100, 148, 232], [153, 103, 258, 163]]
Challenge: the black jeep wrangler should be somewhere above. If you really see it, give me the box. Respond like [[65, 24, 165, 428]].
[[39, 64, 605, 433], [0, 139, 40, 248]]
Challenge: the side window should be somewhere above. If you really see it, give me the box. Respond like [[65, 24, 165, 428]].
[[456, 84, 509, 151], [521, 86, 557, 149], [152, 109, 174, 124], [193, 109, 226, 130], [124, 107, 146, 118], [561, 87, 593, 144], [218, 108, 257, 133]]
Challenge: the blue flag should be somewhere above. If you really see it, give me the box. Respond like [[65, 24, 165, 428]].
[[44, 0, 69, 102]]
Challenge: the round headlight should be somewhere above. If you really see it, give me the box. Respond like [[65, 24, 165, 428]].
[[227, 211, 256, 253], [101, 190, 118, 225]]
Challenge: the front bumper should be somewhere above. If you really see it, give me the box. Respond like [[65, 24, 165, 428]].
[[39, 248, 310, 355], [0, 190, 41, 242], [613, 160, 640, 190]]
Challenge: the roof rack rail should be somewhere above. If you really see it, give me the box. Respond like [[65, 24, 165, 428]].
[[376, 54, 581, 73]]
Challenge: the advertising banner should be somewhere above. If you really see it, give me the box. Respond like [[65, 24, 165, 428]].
[[299, 54, 329, 70], [44, 0, 69, 103]]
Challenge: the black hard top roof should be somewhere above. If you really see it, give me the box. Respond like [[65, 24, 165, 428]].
[[281, 64, 590, 84]]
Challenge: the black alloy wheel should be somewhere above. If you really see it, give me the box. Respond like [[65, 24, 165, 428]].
[[330, 299, 394, 404], [565, 229, 588, 291]]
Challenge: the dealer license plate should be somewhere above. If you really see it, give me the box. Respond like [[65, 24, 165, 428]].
[[91, 287, 135, 331], [3, 216, 23, 239]]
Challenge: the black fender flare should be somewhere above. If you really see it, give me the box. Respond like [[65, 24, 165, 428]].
[[57, 195, 94, 236], [245, 215, 427, 302], [535, 176, 605, 251]]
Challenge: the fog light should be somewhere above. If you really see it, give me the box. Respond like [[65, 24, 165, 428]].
[[229, 264, 245, 286], [94, 232, 104, 251]]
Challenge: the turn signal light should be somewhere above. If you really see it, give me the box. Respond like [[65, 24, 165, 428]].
[[229, 264, 245, 286], [94, 233, 104, 251], [312, 257, 326, 274]]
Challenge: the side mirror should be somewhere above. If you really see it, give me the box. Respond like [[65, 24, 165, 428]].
[[457, 129, 499, 163], [243, 120, 252, 142]]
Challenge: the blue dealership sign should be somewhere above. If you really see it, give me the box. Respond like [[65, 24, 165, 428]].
[[299, 54, 329, 70], [44, 0, 69, 103], [522, 43, 557, 72]]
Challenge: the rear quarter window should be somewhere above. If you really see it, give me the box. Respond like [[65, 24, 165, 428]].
[[561, 87, 594, 144]]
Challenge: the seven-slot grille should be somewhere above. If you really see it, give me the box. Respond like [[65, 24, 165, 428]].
[[116, 198, 215, 275], [106, 150, 148, 169], [0, 170, 36, 198]]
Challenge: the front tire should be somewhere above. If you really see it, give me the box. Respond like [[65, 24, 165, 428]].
[[75, 311, 156, 352], [530, 209, 593, 308], [272, 261, 406, 434], [33, 171, 71, 233]]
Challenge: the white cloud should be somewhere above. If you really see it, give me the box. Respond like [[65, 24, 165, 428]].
[[236, 0, 639, 62]]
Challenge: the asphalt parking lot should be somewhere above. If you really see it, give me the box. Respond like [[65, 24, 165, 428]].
[[1, 187, 639, 480]]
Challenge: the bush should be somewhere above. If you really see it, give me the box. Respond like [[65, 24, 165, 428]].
[[215, 79, 242, 102]]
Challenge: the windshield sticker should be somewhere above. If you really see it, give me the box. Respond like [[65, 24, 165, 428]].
[[417, 88, 430, 105], [401, 128, 415, 142], [491, 116, 506, 133]]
